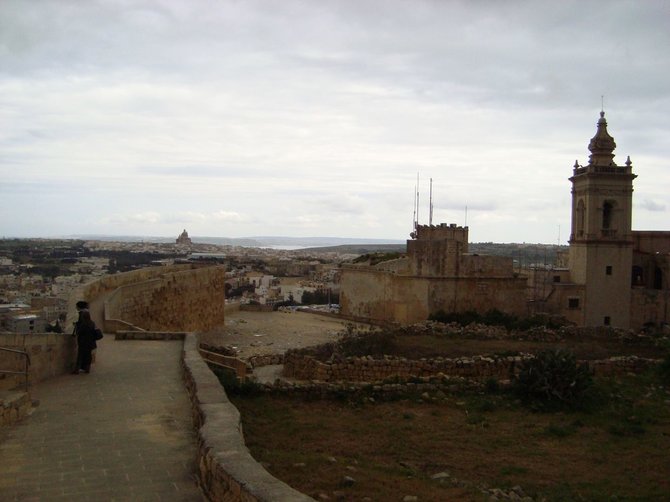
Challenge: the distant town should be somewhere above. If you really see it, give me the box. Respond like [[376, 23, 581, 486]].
[[0, 232, 563, 334]]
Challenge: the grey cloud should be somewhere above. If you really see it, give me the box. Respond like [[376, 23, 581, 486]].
[[637, 199, 667, 212]]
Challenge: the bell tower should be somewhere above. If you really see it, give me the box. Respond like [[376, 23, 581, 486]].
[[568, 111, 636, 327]]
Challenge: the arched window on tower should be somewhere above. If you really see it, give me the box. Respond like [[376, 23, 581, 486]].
[[631, 265, 643, 286], [602, 201, 613, 229], [654, 267, 663, 290], [602, 200, 617, 237], [576, 199, 585, 237]]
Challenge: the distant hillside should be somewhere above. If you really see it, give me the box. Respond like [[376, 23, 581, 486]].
[[67, 234, 402, 248], [249, 236, 404, 248], [306, 241, 567, 267]]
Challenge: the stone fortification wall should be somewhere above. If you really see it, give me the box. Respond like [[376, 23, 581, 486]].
[[460, 254, 515, 277], [340, 269, 527, 324], [67, 265, 196, 325], [283, 351, 658, 384], [181, 334, 313, 502], [0, 333, 76, 391], [104, 265, 227, 332]]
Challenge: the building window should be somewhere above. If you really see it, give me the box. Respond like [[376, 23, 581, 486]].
[[568, 298, 580, 309], [606, 265, 612, 275], [602, 201, 614, 229], [576, 199, 585, 237], [654, 267, 663, 290], [604, 316, 611, 326], [553, 275, 561, 283]]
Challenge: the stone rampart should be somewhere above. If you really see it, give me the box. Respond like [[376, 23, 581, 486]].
[[0, 333, 76, 391], [181, 334, 313, 501], [104, 265, 227, 332], [67, 265, 197, 325]]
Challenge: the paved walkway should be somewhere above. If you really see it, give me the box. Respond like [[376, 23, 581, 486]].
[[0, 337, 204, 501]]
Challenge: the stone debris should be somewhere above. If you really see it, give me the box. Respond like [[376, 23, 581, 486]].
[[341, 476, 356, 486], [483, 485, 534, 501], [430, 471, 450, 480]]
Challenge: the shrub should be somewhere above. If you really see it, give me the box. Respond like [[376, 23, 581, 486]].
[[513, 349, 593, 410]]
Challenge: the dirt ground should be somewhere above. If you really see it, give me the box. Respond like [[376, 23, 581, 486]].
[[200, 309, 353, 359]]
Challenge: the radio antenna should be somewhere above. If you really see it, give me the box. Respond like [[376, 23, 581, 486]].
[[429, 178, 434, 226]]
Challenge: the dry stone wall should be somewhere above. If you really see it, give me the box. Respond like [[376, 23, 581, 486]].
[[283, 352, 526, 383], [283, 352, 659, 384]]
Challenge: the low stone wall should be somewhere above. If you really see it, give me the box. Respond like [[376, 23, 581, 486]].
[[0, 333, 76, 391], [261, 374, 481, 401], [181, 334, 313, 501], [248, 354, 285, 368], [590, 355, 659, 376], [283, 352, 528, 383], [240, 304, 273, 312], [283, 352, 660, 383]]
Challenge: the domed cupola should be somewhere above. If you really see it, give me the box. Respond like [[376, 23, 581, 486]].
[[588, 111, 617, 166]]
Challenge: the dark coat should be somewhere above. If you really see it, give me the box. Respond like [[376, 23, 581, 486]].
[[75, 322, 97, 351]]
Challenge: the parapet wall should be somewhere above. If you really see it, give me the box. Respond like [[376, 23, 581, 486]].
[[0, 333, 76, 391], [104, 265, 227, 332], [181, 334, 313, 501]]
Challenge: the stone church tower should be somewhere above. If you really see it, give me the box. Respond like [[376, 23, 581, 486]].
[[568, 111, 636, 327]]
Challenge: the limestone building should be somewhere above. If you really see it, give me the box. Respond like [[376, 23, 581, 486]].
[[340, 223, 527, 324], [539, 111, 670, 329], [341, 111, 670, 329]]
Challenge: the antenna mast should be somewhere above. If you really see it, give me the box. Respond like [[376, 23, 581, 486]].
[[416, 173, 420, 228], [412, 182, 417, 233], [429, 178, 433, 226]]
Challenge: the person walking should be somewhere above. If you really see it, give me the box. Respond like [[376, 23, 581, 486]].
[[73, 310, 98, 374]]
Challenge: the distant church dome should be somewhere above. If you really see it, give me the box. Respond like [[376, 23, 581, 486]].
[[176, 229, 192, 246]]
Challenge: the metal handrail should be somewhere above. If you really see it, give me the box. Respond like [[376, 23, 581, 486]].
[[0, 347, 31, 392]]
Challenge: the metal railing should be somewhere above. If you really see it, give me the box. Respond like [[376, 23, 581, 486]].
[[0, 347, 31, 392]]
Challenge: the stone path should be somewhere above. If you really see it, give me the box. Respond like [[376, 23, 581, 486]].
[[0, 337, 203, 501]]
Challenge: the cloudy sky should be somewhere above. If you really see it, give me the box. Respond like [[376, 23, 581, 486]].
[[1, 0, 668, 244]]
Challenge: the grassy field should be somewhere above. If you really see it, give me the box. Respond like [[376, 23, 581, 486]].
[[231, 369, 670, 501]]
